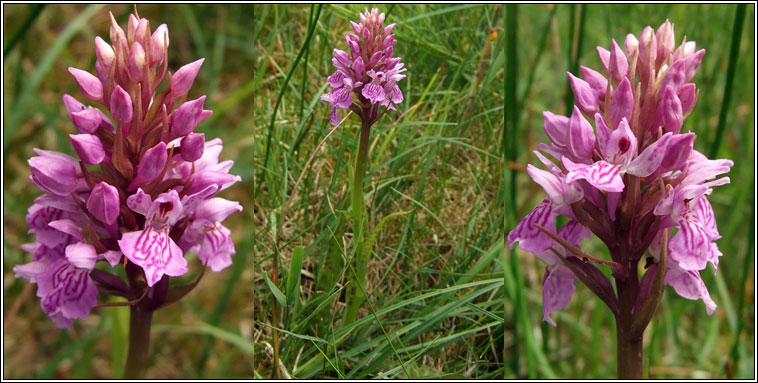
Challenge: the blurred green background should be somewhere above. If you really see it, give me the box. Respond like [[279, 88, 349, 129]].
[[3, 4, 253, 379], [505, 4, 754, 379]]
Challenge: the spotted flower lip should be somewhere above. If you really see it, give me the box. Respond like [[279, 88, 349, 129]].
[[321, 7, 405, 126], [509, 20, 732, 326], [14, 9, 242, 329], [118, 189, 189, 287]]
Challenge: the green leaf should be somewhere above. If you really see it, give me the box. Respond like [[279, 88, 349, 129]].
[[265, 272, 287, 307], [286, 246, 304, 307]]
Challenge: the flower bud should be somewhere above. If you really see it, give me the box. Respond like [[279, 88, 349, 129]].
[[638, 26, 657, 71], [352, 56, 365, 78], [70, 109, 102, 134], [170, 58, 204, 97], [655, 20, 675, 67], [350, 20, 361, 35], [660, 132, 694, 172], [543, 111, 569, 148], [610, 77, 633, 129], [368, 51, 382, 67], [68, 68, 103, 102], [684, 49, 705, 83], [127, 42, 146, 82], [608, 39, 628, 84], [171, 96, 206, 136], [347, 38, 360, 57], [678, 83, 697, 115], [198, 110, 213, 125], [659, 58, 686, 93], [109, 12, 128, 52], [69, 134, 105, 165], [382, 34, 396, 50], [127, 14, 139, 43], [384, 23, 396, 36], [94, 36, 115, 70], [134, 18, 150, 47], [150, 24, 169, 65], [655, 86, 683, 134], [136, 142, 168, 185], [673, 40, 697, 62], [624, 33, 639, 58], [568, 106, 596, 161], [110, 86, 133, 125], [597, 46, 611, 74], [86, 181, 120, 224], [580, 66, 608, 100], [567, 72, 599, 115], [63, 95, 102, 133], [181, 133, 205, 162], [63, 94, 85, 116], [29, 155, 78, 196]]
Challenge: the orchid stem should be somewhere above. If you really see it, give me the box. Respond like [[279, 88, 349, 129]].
[[342, 116, 371, 328], [124, 297, 153, 379]]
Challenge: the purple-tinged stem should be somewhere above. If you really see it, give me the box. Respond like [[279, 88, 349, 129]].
[[124, 297, 153, 379], [614, 241, 643, 379]]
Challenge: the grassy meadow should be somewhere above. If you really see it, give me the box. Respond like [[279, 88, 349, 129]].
[[253, 3, 505, 379], [1, 2, 754, 380]]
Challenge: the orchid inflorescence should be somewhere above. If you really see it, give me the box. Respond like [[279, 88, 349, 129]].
[[15, 9, 242, 329], [321, 7, 406, 127], [508, 20, 732, 326]]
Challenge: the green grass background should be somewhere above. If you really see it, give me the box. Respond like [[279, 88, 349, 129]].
[[3, 4, 253, 379], [253, 4, 505, 379], [505, 4, 754, 379]]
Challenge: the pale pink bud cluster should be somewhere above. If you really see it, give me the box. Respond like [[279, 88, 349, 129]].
[[508, 20, 732, 325], [321, 8, 405, 126], [16, 10, 242, 329]]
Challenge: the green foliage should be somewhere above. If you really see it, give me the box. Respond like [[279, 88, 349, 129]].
[[254, 3, 505, 378]]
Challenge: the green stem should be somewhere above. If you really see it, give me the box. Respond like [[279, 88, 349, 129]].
[[342, 117, 371, 327], [124, 300, 153, 379]]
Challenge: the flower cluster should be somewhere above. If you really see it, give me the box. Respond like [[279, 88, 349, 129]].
[[321, 8, 406, 126], [15, 10, 242, 329], [508, 20, 732, 325]]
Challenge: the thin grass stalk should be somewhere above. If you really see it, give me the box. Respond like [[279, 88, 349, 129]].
[[3, 4, 46, 58], [709, 4, 745, 158], [259, 4, 322, 191], [504, 4, 539, 378], [725, 200, 754, 377]]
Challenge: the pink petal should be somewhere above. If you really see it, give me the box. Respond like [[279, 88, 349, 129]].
[[65, 242, 98, 270], [118, 226, 188, 287], [542, 266, 576, 326], [507, 199, 556, 253], [626, 132, 672, 177], [665, 264, 717, 315], [198, 224, 235, 272], [563, 158, 624, 193]]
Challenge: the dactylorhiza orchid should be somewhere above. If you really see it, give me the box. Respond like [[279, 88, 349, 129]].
[[321, 7, 405, 127], [508, 20, 732, 378], [320, 8, 405, 327], [14, 9, 241, 377]]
